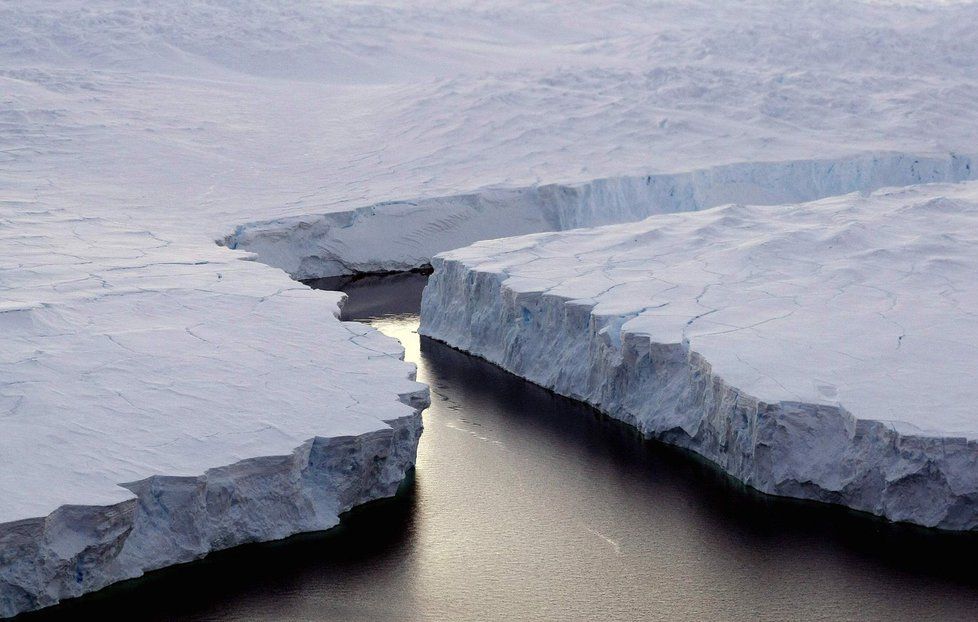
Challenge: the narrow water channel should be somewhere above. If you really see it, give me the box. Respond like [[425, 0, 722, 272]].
[[26, 272, 978, 621]]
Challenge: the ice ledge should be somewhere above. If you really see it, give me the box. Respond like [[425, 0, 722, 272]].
[[419, 182, 978, 530], [224, 152, 975, 280], [0, 211, 430, 617], [0, 410, 423, 618]]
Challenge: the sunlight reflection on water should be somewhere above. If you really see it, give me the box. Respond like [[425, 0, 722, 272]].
[[27, 271, 978, 622]]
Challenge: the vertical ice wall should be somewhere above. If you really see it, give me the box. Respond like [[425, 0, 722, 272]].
[[225, 153, 975, 280], [418, 184, 978, 530]]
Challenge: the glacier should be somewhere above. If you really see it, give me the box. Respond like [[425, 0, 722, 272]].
[[4, 0, 978, 615], [420, 182, 978, 530]]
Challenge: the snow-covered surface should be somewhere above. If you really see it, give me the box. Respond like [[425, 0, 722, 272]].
[[4, 1, 978, 277], [4, 0, 978, 613], [0, 202, 427, 616], [0, 222, 425, 523], [420, 182, 978, 529], [227, 154, 977, 279]]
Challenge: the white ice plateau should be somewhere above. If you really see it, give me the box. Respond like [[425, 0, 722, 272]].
[[0, 220, 427, 617], [4, 0, 978, 616], [420, 182, 978, 529]]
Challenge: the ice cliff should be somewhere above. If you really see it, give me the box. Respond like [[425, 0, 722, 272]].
[[420, 182, 978, 530], [225, 153, 976, 279], [5, 0, 978, 614], [0, 214, 426, 617]]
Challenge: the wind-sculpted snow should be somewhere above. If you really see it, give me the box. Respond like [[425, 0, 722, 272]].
[[420, 182, 978, 530]]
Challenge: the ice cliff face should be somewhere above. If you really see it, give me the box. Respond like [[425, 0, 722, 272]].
[[420, 182, 978, 530], [225, 153, 976, 279], [0, 412, 422, 618], [5, 0, 978, 613], [0, 212, 427, 618]]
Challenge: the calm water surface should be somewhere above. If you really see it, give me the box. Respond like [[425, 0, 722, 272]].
[[27, 272, 978, 621]]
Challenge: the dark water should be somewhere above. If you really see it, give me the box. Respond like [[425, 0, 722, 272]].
[[25, 272, 978, 621]]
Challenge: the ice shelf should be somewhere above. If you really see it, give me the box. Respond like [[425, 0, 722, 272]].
[[0, 212, 427, 617], [225, 153, 977, 279], [5, 0, 978, 614], [420, 182, 978, 530]]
